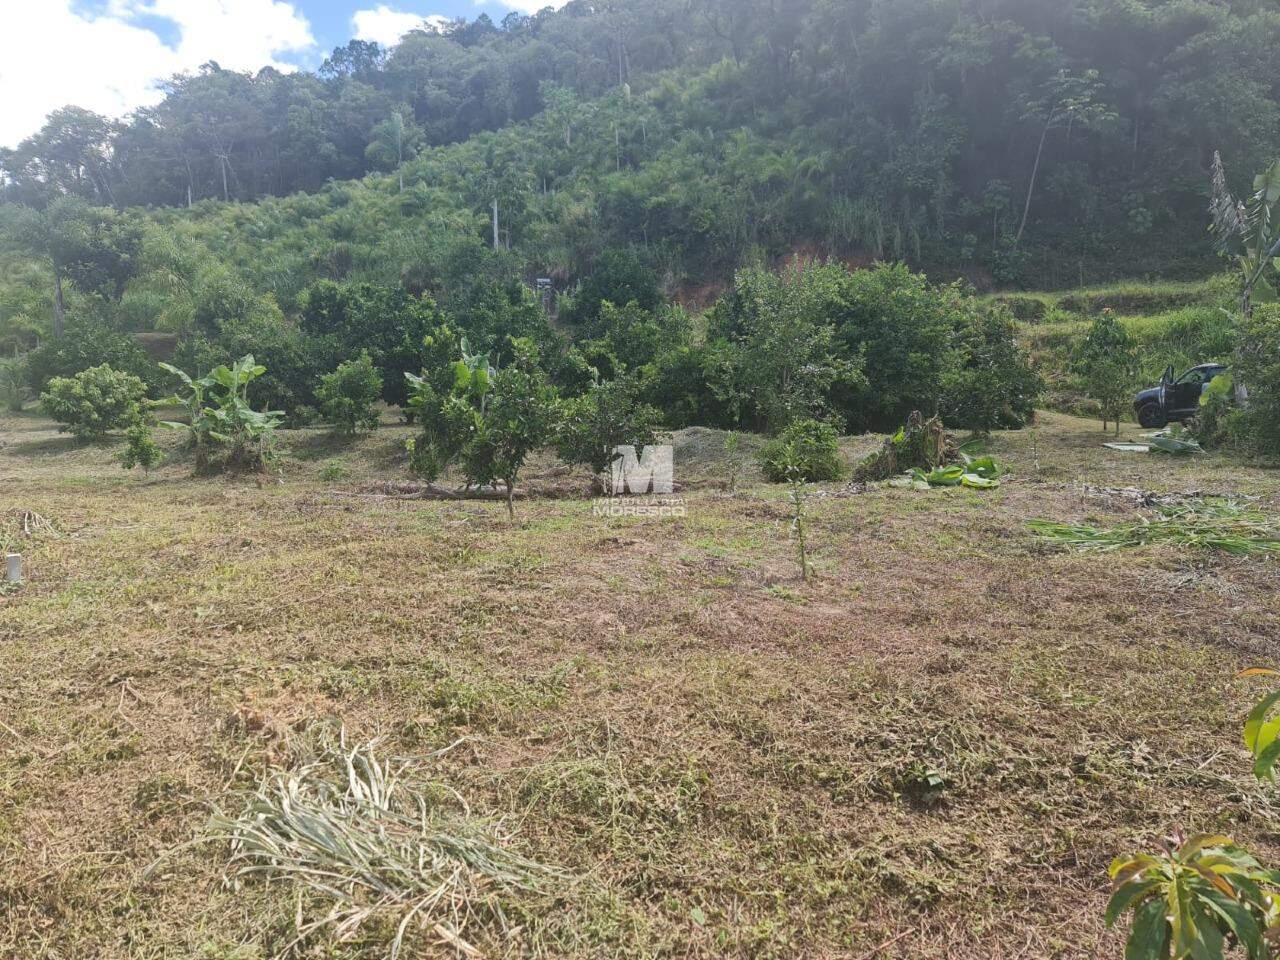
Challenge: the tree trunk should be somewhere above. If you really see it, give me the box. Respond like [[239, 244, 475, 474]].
[[1015, 115, 1054, 247], [52, 267, 65, 339], [220, 155, 229, 202], [492, 198, 500, 250], [505, 481, 515, 521]]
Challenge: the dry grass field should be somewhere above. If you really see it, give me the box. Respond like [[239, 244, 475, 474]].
[[2, 408, 1279, 959]]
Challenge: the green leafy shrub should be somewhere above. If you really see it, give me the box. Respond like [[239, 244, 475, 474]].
[[561, 248, 661, 337], [172, 312, 336, 415], [404, 337, 492, 483], [317, 351, 383, 435], [460, 340, 560, 518], [40, 363, 146, 440], [759, 418, 843, 483], [1230, 305, 1280, 457], [318, 462, 349, 482], [707, 263, 862, 432], [1106, 834, 1276, 960], [560, 301, 693, 391], [1192, 373, 1235, 450], [26, 318, 159, 394], [300, 281, 452, 410], [554, 375, 661, 491], [120, 424, 162, 474], [828, 263, 966, 432], [1106, 666, 1280, 959], [634, 344, 730, 429], [0, 355, 26, 411], [942, 308, 1042, 432]]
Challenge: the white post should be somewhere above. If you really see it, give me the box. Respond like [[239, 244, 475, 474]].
[[5, 554, 21, 583]]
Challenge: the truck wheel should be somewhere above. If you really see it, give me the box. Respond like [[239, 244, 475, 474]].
[[1137, 402, 1166, 429]]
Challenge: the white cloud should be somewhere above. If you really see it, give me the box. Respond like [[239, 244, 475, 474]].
[[0, 0, 315, 148], [141, 0, 314, 72], [484, 0, 569, 15], [352, 5, 448, 47]]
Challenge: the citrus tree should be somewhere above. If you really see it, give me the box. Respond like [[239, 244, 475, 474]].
[[1073, 309, 1137, 434], [406, 337, 559, 518], [39, 363, 146, 440], [317, 351, 383, 436]]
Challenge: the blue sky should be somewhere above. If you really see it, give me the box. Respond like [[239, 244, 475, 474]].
[[303, 1, 536, 64], [1, 0, 554, 147]]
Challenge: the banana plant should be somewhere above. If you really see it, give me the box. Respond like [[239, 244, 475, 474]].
[[156, 361, 216, 467], [1209, 153, 1280, 322], [450, 336, 493, 412], [156, 355, 281, 471]]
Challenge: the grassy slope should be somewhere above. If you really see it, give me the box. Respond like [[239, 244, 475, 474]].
[[2, 409, 1279, 958], [994, 276, 1237, 420]]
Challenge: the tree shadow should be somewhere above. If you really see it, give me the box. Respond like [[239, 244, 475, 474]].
[[285, 429, 360, 461], [3, 434, 87, 457]]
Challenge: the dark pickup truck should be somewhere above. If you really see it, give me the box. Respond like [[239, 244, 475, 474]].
[[1133, 363, 1228, 428]]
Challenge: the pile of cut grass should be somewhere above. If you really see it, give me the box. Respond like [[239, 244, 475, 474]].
[[201, 733, 559, 958], [1028, 500, 1280, 555]]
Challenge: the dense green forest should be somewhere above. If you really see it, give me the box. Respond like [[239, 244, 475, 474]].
[[2, 0, 1279, 446], [5, 0, 1280, 286]]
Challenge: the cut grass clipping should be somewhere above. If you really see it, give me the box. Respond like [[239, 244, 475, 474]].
[[204, 734, 560, 958], [1029, 500, 1280, 555]]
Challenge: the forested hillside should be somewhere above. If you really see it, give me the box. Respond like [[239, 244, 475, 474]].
[[3, 0, 1280, 305], [2, 0, 1280, 451]]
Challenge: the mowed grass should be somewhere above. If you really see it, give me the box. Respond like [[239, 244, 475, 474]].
[[2, 408, 1280, 958]]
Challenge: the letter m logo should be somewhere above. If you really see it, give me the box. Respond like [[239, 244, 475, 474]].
[[609, 444, 674, 495]]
